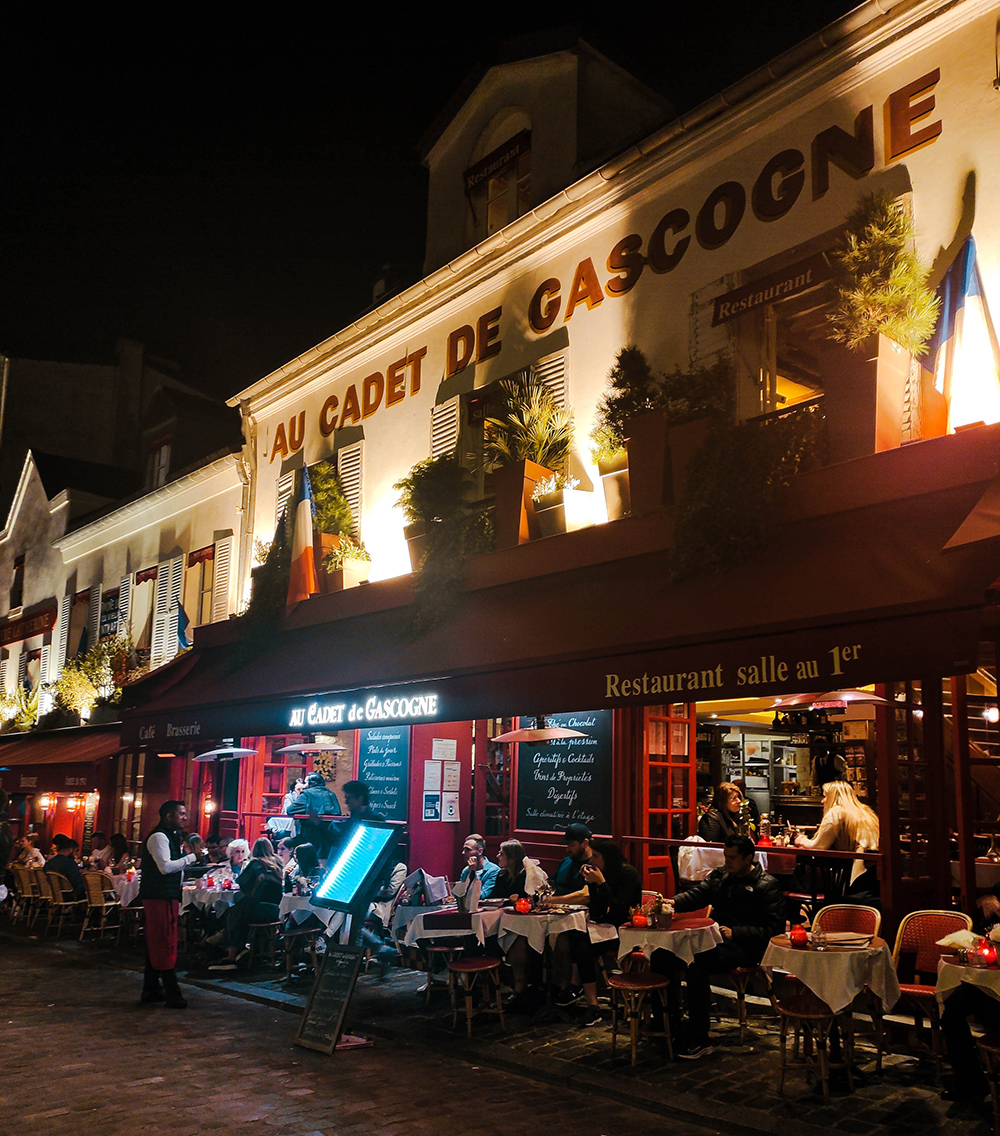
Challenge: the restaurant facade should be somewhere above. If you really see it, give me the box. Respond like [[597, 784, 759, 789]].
[[118, 0, 1000, 934]]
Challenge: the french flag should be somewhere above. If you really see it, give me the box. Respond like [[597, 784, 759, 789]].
[[927, 235, 1000, 433], [286, 466, 318, 605]]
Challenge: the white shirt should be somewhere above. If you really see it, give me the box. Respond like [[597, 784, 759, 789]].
[[90, 845, 113, 868], [146, 831, 196, 876]]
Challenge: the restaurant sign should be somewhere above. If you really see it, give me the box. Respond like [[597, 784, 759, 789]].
[[1, 605, 57, 647], [287, 690, 440, 729]]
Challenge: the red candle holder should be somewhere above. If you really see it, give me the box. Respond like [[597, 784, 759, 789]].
[[631, 912, 649, 928], [222, 878, 233, 890], [789, 925, 809, 950], [975, 938, 998, 967], [515, 897, 531, 914]]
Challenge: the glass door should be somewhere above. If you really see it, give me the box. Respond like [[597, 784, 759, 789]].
[[643, 703, 696, 894]]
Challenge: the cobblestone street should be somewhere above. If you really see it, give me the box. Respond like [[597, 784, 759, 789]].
[[0, 936, 718, 1136]]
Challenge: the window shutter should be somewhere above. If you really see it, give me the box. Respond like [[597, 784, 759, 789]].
[[690, 276, 734, 371], [88, 585, 101, 649], [118, 574, 132, 637], [37, 643, 53, 714], [150, 561, 173, 669], [531, 352, 567, 409], [337, 443, 363, 539], [17, 650, 27, 687], [275, 470, 295, 530], [55, 593, 71, 673], [211, 537, 233, 623], [0, 655, 7, 691], [430, 397, 460, 458]]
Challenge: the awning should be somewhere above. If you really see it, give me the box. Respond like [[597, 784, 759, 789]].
[[0, 724, 123, 766], [120, 447, 1000, 746]]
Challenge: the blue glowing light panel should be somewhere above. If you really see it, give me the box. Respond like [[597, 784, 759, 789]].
[[312, 822, 398, 911]]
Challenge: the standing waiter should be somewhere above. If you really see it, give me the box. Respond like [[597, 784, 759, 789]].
[[138, 799, 205, 1008]]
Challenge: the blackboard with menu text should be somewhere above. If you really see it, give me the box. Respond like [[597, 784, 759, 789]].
[[357, 726, 409, 821], [515, 710, 613, 833], [295, 943, 364, 1053]]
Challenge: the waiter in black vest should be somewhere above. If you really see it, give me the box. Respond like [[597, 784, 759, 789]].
[[138, 799, 205, 1008]]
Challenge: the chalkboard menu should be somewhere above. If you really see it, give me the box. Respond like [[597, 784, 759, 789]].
[[295, 943, 365, 1053], [357, 726, 409, 821], [516, 710, 613, 833]]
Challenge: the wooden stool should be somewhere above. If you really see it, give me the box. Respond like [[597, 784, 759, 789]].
[[607, 972, 672, 1065], [977, 1032, 1000, 1136], [423, 944, 464, 1006], [282, 927, 321, 979], [447, 957, 505, 1038], [247, 921, 282, 969], [777, 991, 853, 1102], [730, 965, 779, 1043]]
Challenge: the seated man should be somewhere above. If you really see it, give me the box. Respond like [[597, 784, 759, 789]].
[[457, 833, 500, 899], [205, 835, 229, 865], [286, 771, 342, 857], [45, 836, 86, 899], [87, 832, 112, 870], [550, 824, 593, 899], [665, 834, 785, 1058]]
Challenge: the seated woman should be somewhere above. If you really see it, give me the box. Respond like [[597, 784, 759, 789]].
[[275, 837, 299, 887], [491, 839, 529, 899], [794, 780, 879, 900], [698, 782, 743, 842], [208, 838, 284, 970], [209, 839, 249, 882], [551, 838, 641, 1027], [106, 833, 131, 875], [15, 834, 45, 869]]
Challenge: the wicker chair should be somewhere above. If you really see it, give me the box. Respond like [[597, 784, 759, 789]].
[[10, 867, 40, 924], [813, 904, 881, 937], [80, 871, 122, 944], [44, 870, 87, 936], [29, 869, 54, 929], [890, 909, 973, 1079]]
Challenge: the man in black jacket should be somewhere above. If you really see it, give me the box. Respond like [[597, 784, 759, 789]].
[[286, 772, 341, 856], [669, 834, 785, 1058]]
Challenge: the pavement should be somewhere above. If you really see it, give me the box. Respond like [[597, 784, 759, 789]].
[[0, 918, 994, 1136]]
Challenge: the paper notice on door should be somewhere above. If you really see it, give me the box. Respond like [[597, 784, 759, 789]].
[[423, 760, 442, 791], [443, 761, 461, 792], [441, 791, 459, 822], [432, 738, 457, 761], [423, 792, 441, 821]]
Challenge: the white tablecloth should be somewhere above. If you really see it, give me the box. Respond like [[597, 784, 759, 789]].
[[112, 875, 141, 907], [391, 904, 444, 937], [181, 885, 238, 913], [279, 894, 344, 932], [617, 918, 722, 966], [762, 934, 900, 1014], [497, 908, 619, 955], [936, 958, 1000, 1007], [398, 907, 504, 947], [950, 860, 1000, 888]]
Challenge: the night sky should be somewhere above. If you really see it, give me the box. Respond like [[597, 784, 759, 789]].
[[3, 3, 859, 401]]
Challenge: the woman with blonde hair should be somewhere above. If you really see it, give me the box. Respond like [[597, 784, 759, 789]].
[[795, 781, 880, 896], [208, 837, 284, 971]]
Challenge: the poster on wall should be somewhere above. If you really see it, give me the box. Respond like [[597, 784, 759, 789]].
[[515, 710, 613, 834], [357, 725, 410, 822]]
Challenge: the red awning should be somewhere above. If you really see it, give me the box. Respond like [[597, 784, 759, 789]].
[[0, 724, 123, 766]]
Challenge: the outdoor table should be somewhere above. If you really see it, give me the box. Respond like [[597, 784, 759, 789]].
[[278, 893, 345, 932], [762, 933, 899, 1014], [181, 884, 238, 914], [936, 955, 1000, 1007], [391, 904, 446, 939], [617, 915, 722, 966], [396, 906, 504, 947], [497, 906, 619, 955], [112, 874, 141, 908]]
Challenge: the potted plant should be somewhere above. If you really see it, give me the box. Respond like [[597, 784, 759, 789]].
[[322, 534, 371, 590], [827, 192, 939, 452], [309, 461, 358, 591], [485, 375, 574, 548], [394, 453, 473, 571], [531, 473, 592, 537]]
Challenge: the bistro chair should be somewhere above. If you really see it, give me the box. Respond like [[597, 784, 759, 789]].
[[776, 989, 852, 1103], [27, 869, 53, 929], [607, 970, 673, 1065], [281, 926, 322, 980], [728, 965, 779, 1044], [247, 920, 283, 970], [447, 956, 505, 1038], [80, 871, 122, 944], [44, 871, 87, 937], [10, 867, 40, 925], [813, 904, 881, 938], [889, 909, 973, 1079]]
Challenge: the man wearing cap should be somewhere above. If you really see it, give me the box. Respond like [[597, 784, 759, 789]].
[[551, 823, 594, 900]]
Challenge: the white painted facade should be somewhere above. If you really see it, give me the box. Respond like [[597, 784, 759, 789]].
[[224, 2, 1000, 603]]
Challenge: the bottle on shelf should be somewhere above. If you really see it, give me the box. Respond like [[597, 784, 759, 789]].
[[758, 814, 772, 846]]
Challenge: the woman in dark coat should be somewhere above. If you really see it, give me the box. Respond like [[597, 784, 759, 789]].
[[698, 782, 742, 842], [208, 838, 283, 971]]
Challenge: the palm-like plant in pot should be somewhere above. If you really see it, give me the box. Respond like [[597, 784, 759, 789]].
[[394, 453, 474, 571], [484, 375, 574, 547], [310, 461, 370, 589]]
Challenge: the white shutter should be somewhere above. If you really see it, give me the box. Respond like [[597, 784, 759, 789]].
[[211, 537, 233, 623], [118, 574, 132, 637], [532, 352, 567, 409], [337, 443, 363, 539], [55, 593, 71, 672], [150, 561, 172, 669], [40, 643, 53, 684], [690, 275, 735, 371], [0, 655, 7, 692], [430, 397, 460, 458], [17, 650, 27, 687], [88, 585, 101, 648], [275, 471, 295, 530], [38, 644, 53, 714]]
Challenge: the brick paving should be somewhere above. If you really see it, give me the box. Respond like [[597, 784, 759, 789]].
[[1, 922, 994, 1136]]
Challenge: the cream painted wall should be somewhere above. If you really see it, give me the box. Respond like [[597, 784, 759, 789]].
[[241, 2, 1000, 596]]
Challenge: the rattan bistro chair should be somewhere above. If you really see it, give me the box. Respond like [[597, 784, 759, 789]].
[[80, 871, 122, 944], [44, 871, 87, 936]]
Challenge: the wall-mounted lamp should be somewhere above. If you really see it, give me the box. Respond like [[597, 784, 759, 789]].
[[203, 799, 217, 815], [121, 792, 135, 804], [984, 706, 1000, 725], [38, 794, 53, 810]]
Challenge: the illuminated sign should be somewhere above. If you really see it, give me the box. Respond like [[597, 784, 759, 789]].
[[288, 690, 440, 729]]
